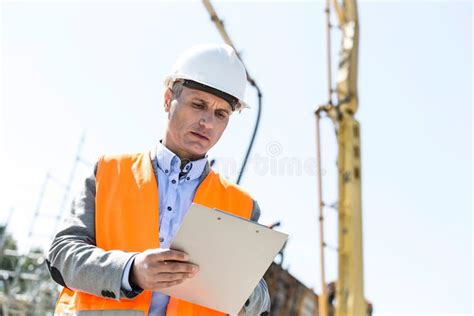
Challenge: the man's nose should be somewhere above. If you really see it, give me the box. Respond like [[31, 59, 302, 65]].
[[199, 111, 215, 128]]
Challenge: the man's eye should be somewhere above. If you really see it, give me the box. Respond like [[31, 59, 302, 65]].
[[192, 103, 204, 109], [216, 111, 228, 119]]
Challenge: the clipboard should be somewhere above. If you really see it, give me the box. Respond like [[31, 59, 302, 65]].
[[160, 203, 288, 315]]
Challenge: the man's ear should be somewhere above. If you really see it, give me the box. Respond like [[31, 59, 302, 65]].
[[164, 88, 172, 112]]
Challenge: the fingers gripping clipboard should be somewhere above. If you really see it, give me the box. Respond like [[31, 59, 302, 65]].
[[159, 203, 288, 315]]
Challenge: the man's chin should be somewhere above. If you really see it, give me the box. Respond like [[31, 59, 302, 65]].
[[185, 145, 209, 160]]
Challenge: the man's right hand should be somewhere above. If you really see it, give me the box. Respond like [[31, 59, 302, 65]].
[[130, 248, 199, 291]]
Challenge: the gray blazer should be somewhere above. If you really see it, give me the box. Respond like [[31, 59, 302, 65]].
[[47, 155, 270, 316]]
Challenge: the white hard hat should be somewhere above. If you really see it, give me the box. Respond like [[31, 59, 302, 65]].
[[164, 43, 249, 111]]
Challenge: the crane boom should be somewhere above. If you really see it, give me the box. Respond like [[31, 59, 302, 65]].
[[317, 0, 365, 315]]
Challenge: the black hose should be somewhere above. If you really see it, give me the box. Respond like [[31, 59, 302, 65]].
[[236, 81, 262, 185]]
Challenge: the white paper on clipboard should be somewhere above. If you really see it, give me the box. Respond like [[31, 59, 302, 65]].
[[159, 203, 288, 315]]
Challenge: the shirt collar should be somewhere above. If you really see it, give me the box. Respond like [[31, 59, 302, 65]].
[[155, 140, 208, 182]]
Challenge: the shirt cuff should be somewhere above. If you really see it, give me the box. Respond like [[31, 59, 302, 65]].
[[243, 279, 271, 315], [121, 255, 136, 291]]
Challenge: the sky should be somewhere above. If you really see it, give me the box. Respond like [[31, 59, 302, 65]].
[[1, 0, 472, 315]]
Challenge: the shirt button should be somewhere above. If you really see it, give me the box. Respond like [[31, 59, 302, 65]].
[[171, 179, 176, 184], [165, 169, 169, 173], [159, 237, 164, 242], [167, 206, 172, 211], [186, 177, 190, 181]]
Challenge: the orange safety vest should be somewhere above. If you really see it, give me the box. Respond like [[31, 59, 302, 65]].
[[55, 152, 253, 316]]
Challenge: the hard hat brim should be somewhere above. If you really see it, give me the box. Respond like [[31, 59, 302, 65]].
[[164, 75, 251, 111]]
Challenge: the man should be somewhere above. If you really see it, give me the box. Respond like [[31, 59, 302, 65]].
[[47, 43, 271, 315]]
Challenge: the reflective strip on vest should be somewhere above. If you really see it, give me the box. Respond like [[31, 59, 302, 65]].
[[55, 152, 253, 316]]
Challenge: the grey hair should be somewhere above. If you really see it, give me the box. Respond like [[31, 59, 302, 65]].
[[169, 79, 185, 100]]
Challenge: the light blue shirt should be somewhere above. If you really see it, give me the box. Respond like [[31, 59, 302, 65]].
[[122, 141, 208, 316]]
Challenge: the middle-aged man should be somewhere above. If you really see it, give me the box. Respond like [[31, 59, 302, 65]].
[[47, 43, 271, 316]]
